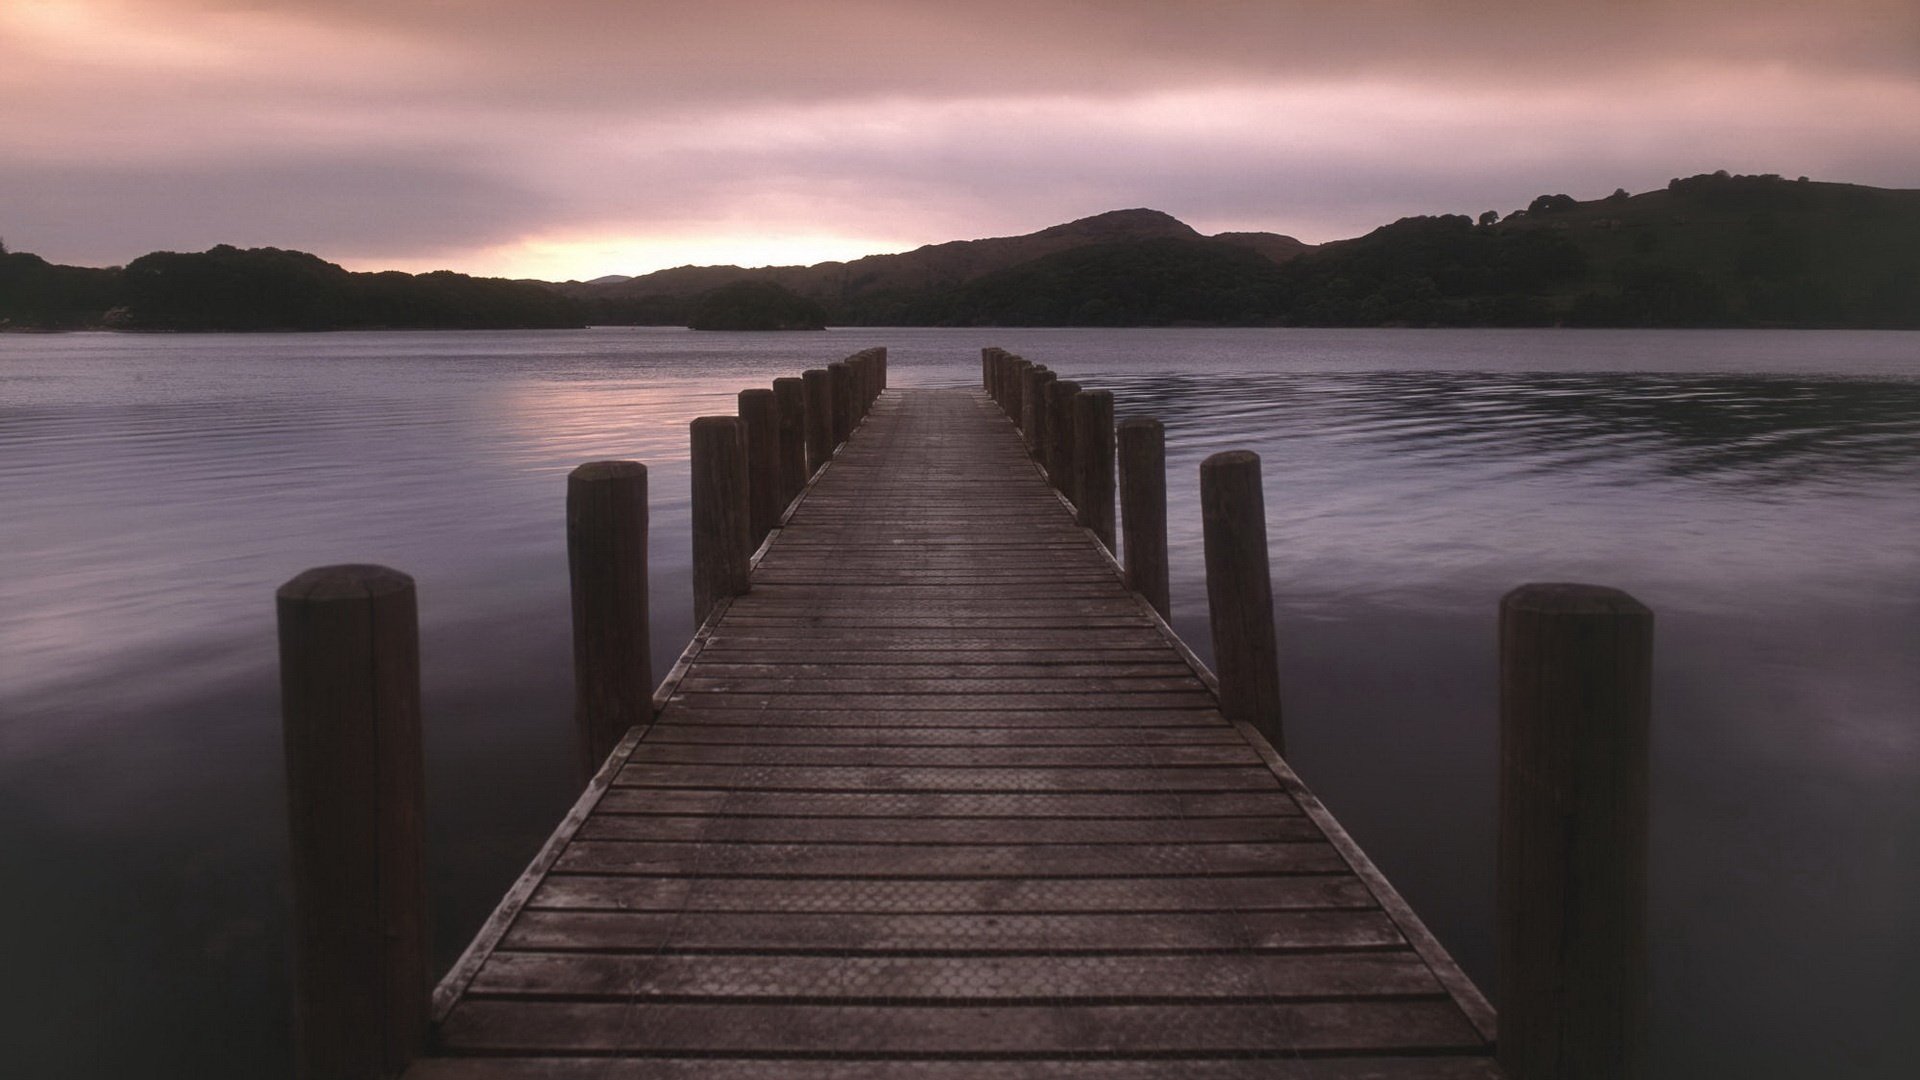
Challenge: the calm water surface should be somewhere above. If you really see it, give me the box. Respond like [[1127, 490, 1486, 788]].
[[2, 328, 1917, 1076]]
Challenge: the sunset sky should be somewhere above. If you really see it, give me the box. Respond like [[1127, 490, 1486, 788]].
[[4, 0, 1917, 281]]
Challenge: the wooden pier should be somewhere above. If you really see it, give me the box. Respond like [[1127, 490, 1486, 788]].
[[280, 347, 1653, 1080]]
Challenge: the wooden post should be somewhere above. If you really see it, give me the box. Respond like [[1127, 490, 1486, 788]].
[[981, 347, 995, 391], [802, 368, 832, 472], [1021, 365, 1053, 457], [738, 388, 781, 549], [690, 416, 750, 622], [1072, 388, 1116, 551], [1045, 379, 1082, 502], [1005, 357, 1027, 423], [772, 377, 808, 510], [1498, 583, 1652, 1080], [1200, 451, 1284, 753], [277, 564, 427, 1080], [875, 346, 887, 392], [566, 462, 652, 783], [1118, 417, 1170, 619], [848, 355, 867, 423], [828, 361, 852, 447]]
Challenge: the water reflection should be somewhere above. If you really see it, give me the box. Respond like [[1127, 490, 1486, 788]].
[[1096, 370, 1920, 489]]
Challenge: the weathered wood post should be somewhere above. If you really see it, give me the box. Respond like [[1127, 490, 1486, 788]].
[[566, 461, 652, 783], [1117, 417, 1170, 619], [828, 361, 853, 446], [690, 416, 751, 622], [1199, 451, 1284, 753], [981, 347, 995, 391], [773, 377, 808, 509], [1006, 357, 1028, 424], [1045, 379, 1082, 502], [1021, 365, 1053, 457], [802, 368, 833, 472], [738, 388, 782, 549], [1072, 388, 1116, 551], [1498, 583, 1652, 1080], [875, 346, 887, 392], [849, 355, 868, 423], [277, 564, 427, 1080]]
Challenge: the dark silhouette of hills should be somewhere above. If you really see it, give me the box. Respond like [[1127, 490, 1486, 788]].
[[5, 174, 1915, 331], [1, 243, 580, 331], [560, 209, 1313, 326], [687, 280, 827, 330]]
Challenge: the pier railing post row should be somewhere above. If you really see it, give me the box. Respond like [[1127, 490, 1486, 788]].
[[276, 564, 427, 1080], [690, 416, 751, 622], [827, 361, 853, 447], [738, 388, 781, 549], [1118, 417, 1170, 619], [802, 368, 833, 473], [1045, 379, 1082, 503], [1021, 365, 1053, 456], [1199, 451, 1285, 753], [772, 377, 808, 508], [566, 462, 653, 785], [1072, 388, 1116, 551], [1498, 584, 1652, 1080]]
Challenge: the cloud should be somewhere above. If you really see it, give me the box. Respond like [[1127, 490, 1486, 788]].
[[3, 0, 1916, 276]]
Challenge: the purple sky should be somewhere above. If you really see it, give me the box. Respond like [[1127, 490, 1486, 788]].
[[4, 0, 1917, 279]]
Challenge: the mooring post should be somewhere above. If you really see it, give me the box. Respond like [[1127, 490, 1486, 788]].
[[277, 564, 427, 1080], [1072, 388, 1116, 551], [1045, 379, 1082, 503], [1498, 583, 1652, 1080], [1200, 451, 1284, 752], [802, 368, 832, 473], [849, 355, 869, 423], [828, 361, 853, 446], [566, 461, 653, 783], [738, 388, 782, 549], [1118, 417, 1170, 620], [981, 347, 994, 392], [1006, 357, 1028, 424], [1022, 365, 1053, 457], [772, 377, 808, 509], [875, 346, 888, 393], [691, 416, 751, 622]]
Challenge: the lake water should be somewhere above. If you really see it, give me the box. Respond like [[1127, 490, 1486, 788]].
[[2, 327, 1916, 1076]]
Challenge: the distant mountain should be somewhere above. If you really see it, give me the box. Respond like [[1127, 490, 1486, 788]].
[[560, 209, 1313, 325], [1, 244, 581, 331], [559, 177, 1917, 329], [7, 175, 1915, 332]]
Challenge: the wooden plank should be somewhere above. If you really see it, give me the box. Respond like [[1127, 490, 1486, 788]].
[[623, 743, 1260, 767], [638, 723, 1245, 746], [407, 1059, 1506, 1080], [592, 788, 1305, 818], [613, 763, 1290, 791], [467, 950, 1444, 1000], [551, 840, 1351, 878], [526, 874, 1371, 914], [500, 908, 1403, 953], [573, 814, 1322, 845], [438, 999, 1483, 1055]]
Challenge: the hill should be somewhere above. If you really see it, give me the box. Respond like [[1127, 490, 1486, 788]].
[[563, 209, 1312, 326], [1, 244, 582, 331], [7, 175, 1915, 332]]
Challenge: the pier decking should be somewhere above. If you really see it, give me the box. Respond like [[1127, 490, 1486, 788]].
[[408, 387, 1500, 1077]]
